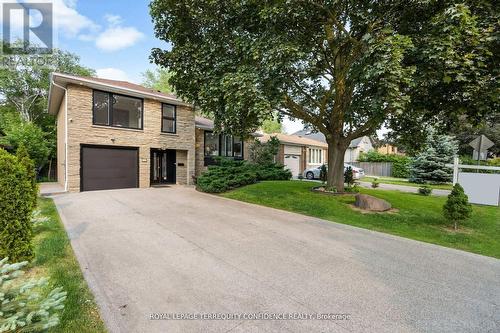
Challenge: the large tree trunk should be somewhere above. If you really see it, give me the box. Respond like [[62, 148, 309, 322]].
[[326, 140, 349, 192]]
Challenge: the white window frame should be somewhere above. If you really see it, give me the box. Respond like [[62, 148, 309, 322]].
[[308, 148, 323, 165]]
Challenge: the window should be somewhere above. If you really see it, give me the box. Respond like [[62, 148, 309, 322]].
[[308, 148, 323, 164], [204, 131, 244, 165], [161, 104, 176, 133], [204, 132, 219, 156], [233, 137, 242, 158], [92, 90, 143, 130], [221, 134, 233, 157], [93, 91, 109, 125]]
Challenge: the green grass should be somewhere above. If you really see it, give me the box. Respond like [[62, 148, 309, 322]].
[[221, 181, 500, 258], [32, 198, 107, 333], [361, 176, 453, 190]]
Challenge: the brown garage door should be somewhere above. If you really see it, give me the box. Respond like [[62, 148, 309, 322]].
[[81, 145, 138, 191]]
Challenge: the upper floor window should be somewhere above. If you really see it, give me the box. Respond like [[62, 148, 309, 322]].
[[161, 104, 176, 133], [93, 90, 143, 130], [308, 148, 323, 164]]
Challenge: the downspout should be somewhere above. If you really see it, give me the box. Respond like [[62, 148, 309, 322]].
[[51, 80, 68, 192]]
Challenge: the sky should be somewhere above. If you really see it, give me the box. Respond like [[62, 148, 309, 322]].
[[0, 0, 347, 134]]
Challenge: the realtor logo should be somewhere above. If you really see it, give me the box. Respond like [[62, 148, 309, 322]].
[[2, 2, 53, 54]]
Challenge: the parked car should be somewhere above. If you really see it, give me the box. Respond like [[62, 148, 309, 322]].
[[303, 164, 365, 180]]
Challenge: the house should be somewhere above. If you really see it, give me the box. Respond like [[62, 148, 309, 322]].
[[259, 133, 328, 178], [48, 73, 253, 192], [378, 144, 404, 156], [292, 130, 374, 163]]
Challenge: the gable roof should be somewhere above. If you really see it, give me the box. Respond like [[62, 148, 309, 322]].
[[48, 72, 189, 115], [259, 133, 328, 148], [292, 129, 370, 148]]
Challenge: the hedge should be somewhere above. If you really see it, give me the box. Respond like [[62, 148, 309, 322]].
[[358, 151, 411, 178], [0, 149, 36, 261], [196, 158, 292, 193]]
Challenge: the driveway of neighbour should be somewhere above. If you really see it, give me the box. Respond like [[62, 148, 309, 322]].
[[53, 187, 499, 333]]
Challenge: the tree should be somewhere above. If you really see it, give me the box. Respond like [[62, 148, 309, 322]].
[[387, 2, 498, 153], [409, 130, 458, 184], [261, 119, 283, 134], [0, 121, 50, 170], [0, 42, 95, 123], [443, 183, 472, 230], [141, 67, 174, 93], [0, 258, 67, 332], [0, 43, 94, 170], [150, 1, 494, 191], [249, 136, 280, 165]]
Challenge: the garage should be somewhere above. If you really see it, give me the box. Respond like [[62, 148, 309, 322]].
[[284, 154, 301, 178], [81, 145, 139, 191]]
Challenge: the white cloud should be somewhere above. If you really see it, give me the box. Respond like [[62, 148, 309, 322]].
[[95, 15, 144, 52], [96, 68, 131, 82], [52, 0, 99, 38], [104, 14, 122, 26]]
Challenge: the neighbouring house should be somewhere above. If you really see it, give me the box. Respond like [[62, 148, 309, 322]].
[[48, 73, 253, 192], [292, 130, 374, 163], [378, 144, 404, 156], [259, 133, 328, 178]]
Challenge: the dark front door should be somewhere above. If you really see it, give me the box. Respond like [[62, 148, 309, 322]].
[[81, 145, 138, 191], [150, 149, 176, 184]]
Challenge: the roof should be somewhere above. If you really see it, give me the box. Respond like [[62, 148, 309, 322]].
[[259, 133, 328, 148], [48, 72, 188, 115], [292, 129, 369, 148], [195, 116, 214, 130], [195, 116, 262, 137]]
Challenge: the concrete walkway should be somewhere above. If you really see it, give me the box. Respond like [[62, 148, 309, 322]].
[[357, 181, 451, 196], [52, 187, 499, 333], [39, 182, 66, 196]]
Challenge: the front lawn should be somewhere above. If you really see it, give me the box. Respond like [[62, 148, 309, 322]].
[[222, 181, 500, 258], [361, 176, 453, 190], [32, 198, 107, 333]]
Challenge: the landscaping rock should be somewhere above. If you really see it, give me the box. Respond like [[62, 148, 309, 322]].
[[354, 194, 391, 212]]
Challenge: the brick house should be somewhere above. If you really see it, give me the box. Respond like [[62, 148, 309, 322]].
[[48, 73, 253, 192], [259, 133, 328, 178]]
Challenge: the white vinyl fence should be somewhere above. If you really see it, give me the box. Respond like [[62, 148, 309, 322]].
[[447, 157, 500, 206]]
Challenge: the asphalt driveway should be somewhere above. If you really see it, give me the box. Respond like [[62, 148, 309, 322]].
[[53, 187, 500, 333]]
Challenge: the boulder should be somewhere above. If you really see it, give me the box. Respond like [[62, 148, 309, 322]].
[[354, 194, 391, 212]]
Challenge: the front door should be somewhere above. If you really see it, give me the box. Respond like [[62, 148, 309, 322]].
[[151, 149, 176, 184]]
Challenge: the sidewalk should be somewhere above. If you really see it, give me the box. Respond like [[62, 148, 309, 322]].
[[357, 181, 451, 196]]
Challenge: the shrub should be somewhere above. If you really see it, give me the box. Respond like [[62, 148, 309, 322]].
[[0, 149, 35, 261], [0, 258, 67, 332], [418, 185, 433, 196], [344, 166, 354, 188], [443, 183, 472, 230], [319, 164, 327, 184], [196, 158, 291, 193], [358, 151, 411, 178], [371, 178, 380, 188], [16, 144, 38, 208]]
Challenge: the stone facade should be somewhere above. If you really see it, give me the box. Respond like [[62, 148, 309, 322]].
[[59, 84, 196, 192]]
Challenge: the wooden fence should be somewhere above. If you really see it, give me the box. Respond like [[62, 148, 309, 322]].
[[349, 162, 393, 177]]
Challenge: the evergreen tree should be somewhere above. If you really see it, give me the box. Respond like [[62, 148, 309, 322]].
[[443, 183, 472, 230], [410, 131, 458, 184]]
